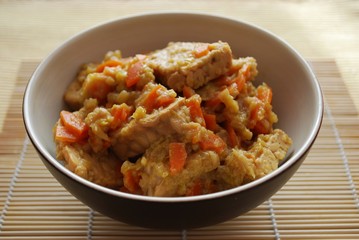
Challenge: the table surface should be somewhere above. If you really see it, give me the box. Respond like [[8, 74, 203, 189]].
[[1, 1, 359, 239]]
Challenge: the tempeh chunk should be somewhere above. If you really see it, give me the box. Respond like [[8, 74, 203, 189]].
[[146, 41, 232, 91], [216, 129, 292, 188], [111, 97, 188, 160]]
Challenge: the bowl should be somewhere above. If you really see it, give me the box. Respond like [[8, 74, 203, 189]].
[[23, 12, 323, 229]]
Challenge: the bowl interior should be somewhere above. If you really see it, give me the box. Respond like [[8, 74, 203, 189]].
[[23, 12, 323, 197]]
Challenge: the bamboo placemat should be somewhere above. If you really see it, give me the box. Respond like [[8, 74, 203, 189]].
[[0, 60, 358, 239]]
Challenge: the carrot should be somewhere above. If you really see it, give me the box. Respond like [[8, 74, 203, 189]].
[[55, 124, 78, 143], [182, 85, 196, 98], [156, 94, 175, 108], [227, 82, 239, 97], [249, 103, 271, 134], [219, 72, 245, 92], [198, 131, 226, 154], [186, 97, 206, 127], [203, 113, 218, 132], [96, 60, 123, 73], [126, 61, 143, 88], [142, 85, 161, 113], [193, 44, 209, 58], [169, 142, 187, 175], [59, 111, 88, 141], [110, 104, 133, 129], [241, 64, 252, 79], [205, 94, 222, 108], [234, 75, 246, 92], [186, 179, 203, 196], [155, 86, 176, 109], [249, 104, 261, 123], [218, 67, 246, 94], [257, 84, 272, 103], [216, 75, 233, 86], [142, 85, 176, 114], [123, 169, 141, 194], [225, 122, 240, 148], [227, 65, 241, 76], [254, 120, 270, 134]]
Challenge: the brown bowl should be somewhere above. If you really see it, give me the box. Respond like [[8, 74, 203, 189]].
[[23, 12, 323, 229]]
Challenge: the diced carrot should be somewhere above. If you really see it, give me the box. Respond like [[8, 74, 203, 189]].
[[205, 94, 222, 108], [198, 131, 226, 154], [227, 65, 241, 76], [123, 169, 141, 194], [126, 61, 143, 88], [203, 113, 218, 132], [225, 122, 240, 148], [248, 103, 271, 134], [55, 124, 78, 143], [186, 179, 203, 196], [110, 104, 133, 129], [234, 75, 246, 92], [257, 84, 273, 103], [237, 64, 251, 80], [182, 86, 196, 98], [193, 44, 209, 58], [96, 60, 123, 73], [111, 104, 133, 123], [156, 94, 175, 108], [186, 97, 206, 127], [59, 111, 88, 141], [249, 104, 261, 123], [254, 120, 271, 134], [218, 69, 246, 96], [216, 76, 232, 86], [155, 86, 176, 108], [169, 142, 187, 175], [142, 85, 176, 114], [142, 85, 161, 113]]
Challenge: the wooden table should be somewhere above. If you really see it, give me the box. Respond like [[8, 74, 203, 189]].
[[1, 1, 359, 239]]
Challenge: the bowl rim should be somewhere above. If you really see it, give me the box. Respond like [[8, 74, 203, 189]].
[[22, 11, 324, 203]]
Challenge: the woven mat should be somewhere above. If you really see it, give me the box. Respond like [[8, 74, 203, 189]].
[[0, 60, 359, 239]]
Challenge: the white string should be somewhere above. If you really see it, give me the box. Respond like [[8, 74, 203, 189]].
[[325, 103, 359, 210], [0, 136, 29, 231], [181, 229, 187, 240], [268, 198, 281, 240], [87, 208, 94, 240]]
